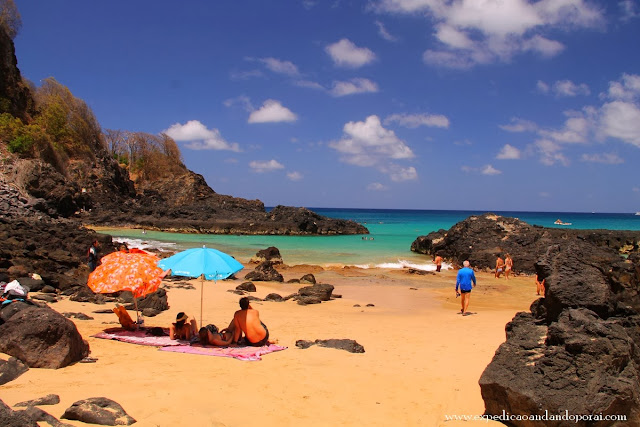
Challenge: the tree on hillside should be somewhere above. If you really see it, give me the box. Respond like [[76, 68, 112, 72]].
[[33, 77, 105, 161], [104, 129, 186, 182], [0, 0, 21, 39]]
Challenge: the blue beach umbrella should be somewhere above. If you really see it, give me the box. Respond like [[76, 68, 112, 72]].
[[158, 246, 244, 326]]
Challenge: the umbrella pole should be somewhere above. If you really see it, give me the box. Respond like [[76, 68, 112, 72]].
[[200, 276, 204, 328], [134, 297, 140, 330]]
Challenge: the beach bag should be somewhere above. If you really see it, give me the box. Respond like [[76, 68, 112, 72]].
[[3, 280, 28, 299]]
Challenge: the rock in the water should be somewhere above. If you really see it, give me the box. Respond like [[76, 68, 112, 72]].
[[250, 246, 283, 264], [0, 304, 89, 368], [61, 397, 136, 426], [0, 356, 29, 385]]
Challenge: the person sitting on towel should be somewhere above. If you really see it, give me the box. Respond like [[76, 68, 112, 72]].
[[170, 312, 198, 340], [232, 297, 269, 347]]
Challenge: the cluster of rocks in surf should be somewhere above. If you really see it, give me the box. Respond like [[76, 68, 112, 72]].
[[413, 213, 640, 425]]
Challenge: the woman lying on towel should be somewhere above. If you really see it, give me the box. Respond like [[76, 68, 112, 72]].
[[170, 312, 198, 340], [198, 321, 235, 346]]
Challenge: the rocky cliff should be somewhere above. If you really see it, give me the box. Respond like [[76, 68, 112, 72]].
[[0, 24, 367, 237]]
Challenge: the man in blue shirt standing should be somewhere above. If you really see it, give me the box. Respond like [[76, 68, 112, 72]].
[[456, 260, 476, 316]]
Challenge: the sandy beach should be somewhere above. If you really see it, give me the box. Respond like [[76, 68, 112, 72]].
[[1, 265, 538, 426]]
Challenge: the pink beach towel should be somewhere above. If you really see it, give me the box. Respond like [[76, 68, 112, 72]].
[[92, 328, 187, 347], [160, 344, 287, 361]]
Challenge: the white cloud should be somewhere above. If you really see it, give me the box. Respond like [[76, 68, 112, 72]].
[[481, 164, 502, 175], [384, 113, 450, 128], [325, 39, 376, 68], [598, 100, 640, 147], [163, 120, 241, 152], [555, 80, 591, 96], [376, 20, 398, 41], [580, 153, 624, 164], [248, 100, 298, 123], [378, 0, 602, 68], [329, 115, 414, 170], [286, 171, 304, 181], [604, 73, 640, 101], [294, 80, 325, 90], [533, 139, 570, 166], [435, 24, 474, 49], [224, 95, 253, 111], [249, 159, 285, 173], [522, 35, 565, 57], [537, 80, 550, 93], [496, 144, 521, 159], [259, 57, 299, 76], [367, 182, 388, 191], [500, 118, 538, 132], [330, 78, 379, 97], [539, 115, 591, 143], [620, 0, 640, 20], [388, 165, 418, 181]]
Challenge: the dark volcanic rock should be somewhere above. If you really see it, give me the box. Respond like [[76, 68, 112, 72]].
[[0, 356, 28, 385], [244, 261, 284, 282], [19, 406, 73, 427], [0, 398, 38, 427], [298, 283, 334, 301], [411, 213, 640, 274], [0, 216, 116, 289], [0, 304, 90, 368], [250, 246, 283, 264], [236, 282, 257, 292], [300, 274, 316, 284], [264, 293, 284, 302], [479, 232, 640, 425], [295, 339, 365, 353], [0, 25, 35, 121], [61, 397, 135, 426], [15, 394, 61, 407]]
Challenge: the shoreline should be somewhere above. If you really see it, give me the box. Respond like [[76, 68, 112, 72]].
[[1, 265, 538, 426]]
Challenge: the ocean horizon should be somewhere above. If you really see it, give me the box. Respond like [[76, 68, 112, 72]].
[[98, 208, 640, 270]]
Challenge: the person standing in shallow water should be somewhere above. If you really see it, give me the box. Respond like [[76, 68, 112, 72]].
[[434, 254, 443, 272], [456, 260, 477, 316]]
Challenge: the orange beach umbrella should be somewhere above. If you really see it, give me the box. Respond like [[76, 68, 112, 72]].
[[88, 250, 168, 325], [88, 250, 165, 298]]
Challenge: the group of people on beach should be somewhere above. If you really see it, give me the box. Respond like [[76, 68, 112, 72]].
[[170, 297, 270, 347], [494, 254, 513, 279]]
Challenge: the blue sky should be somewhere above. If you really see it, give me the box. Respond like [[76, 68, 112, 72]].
[[13, 0, 640, 213]]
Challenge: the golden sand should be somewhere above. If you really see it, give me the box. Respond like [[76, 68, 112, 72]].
[[0, 266, 538, 426]]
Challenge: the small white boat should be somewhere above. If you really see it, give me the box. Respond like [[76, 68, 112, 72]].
[[635, 212, 640, 216]]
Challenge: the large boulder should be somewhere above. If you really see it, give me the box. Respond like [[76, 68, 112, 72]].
[[61, 397, 136, 426], [479, 239, 640, 425], [0, 303, 90, 368], [298, 283, 334, 301], [0, 399, 38, 427]]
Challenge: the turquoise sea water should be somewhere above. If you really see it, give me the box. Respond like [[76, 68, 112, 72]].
[[98, 209, 640, 270]]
